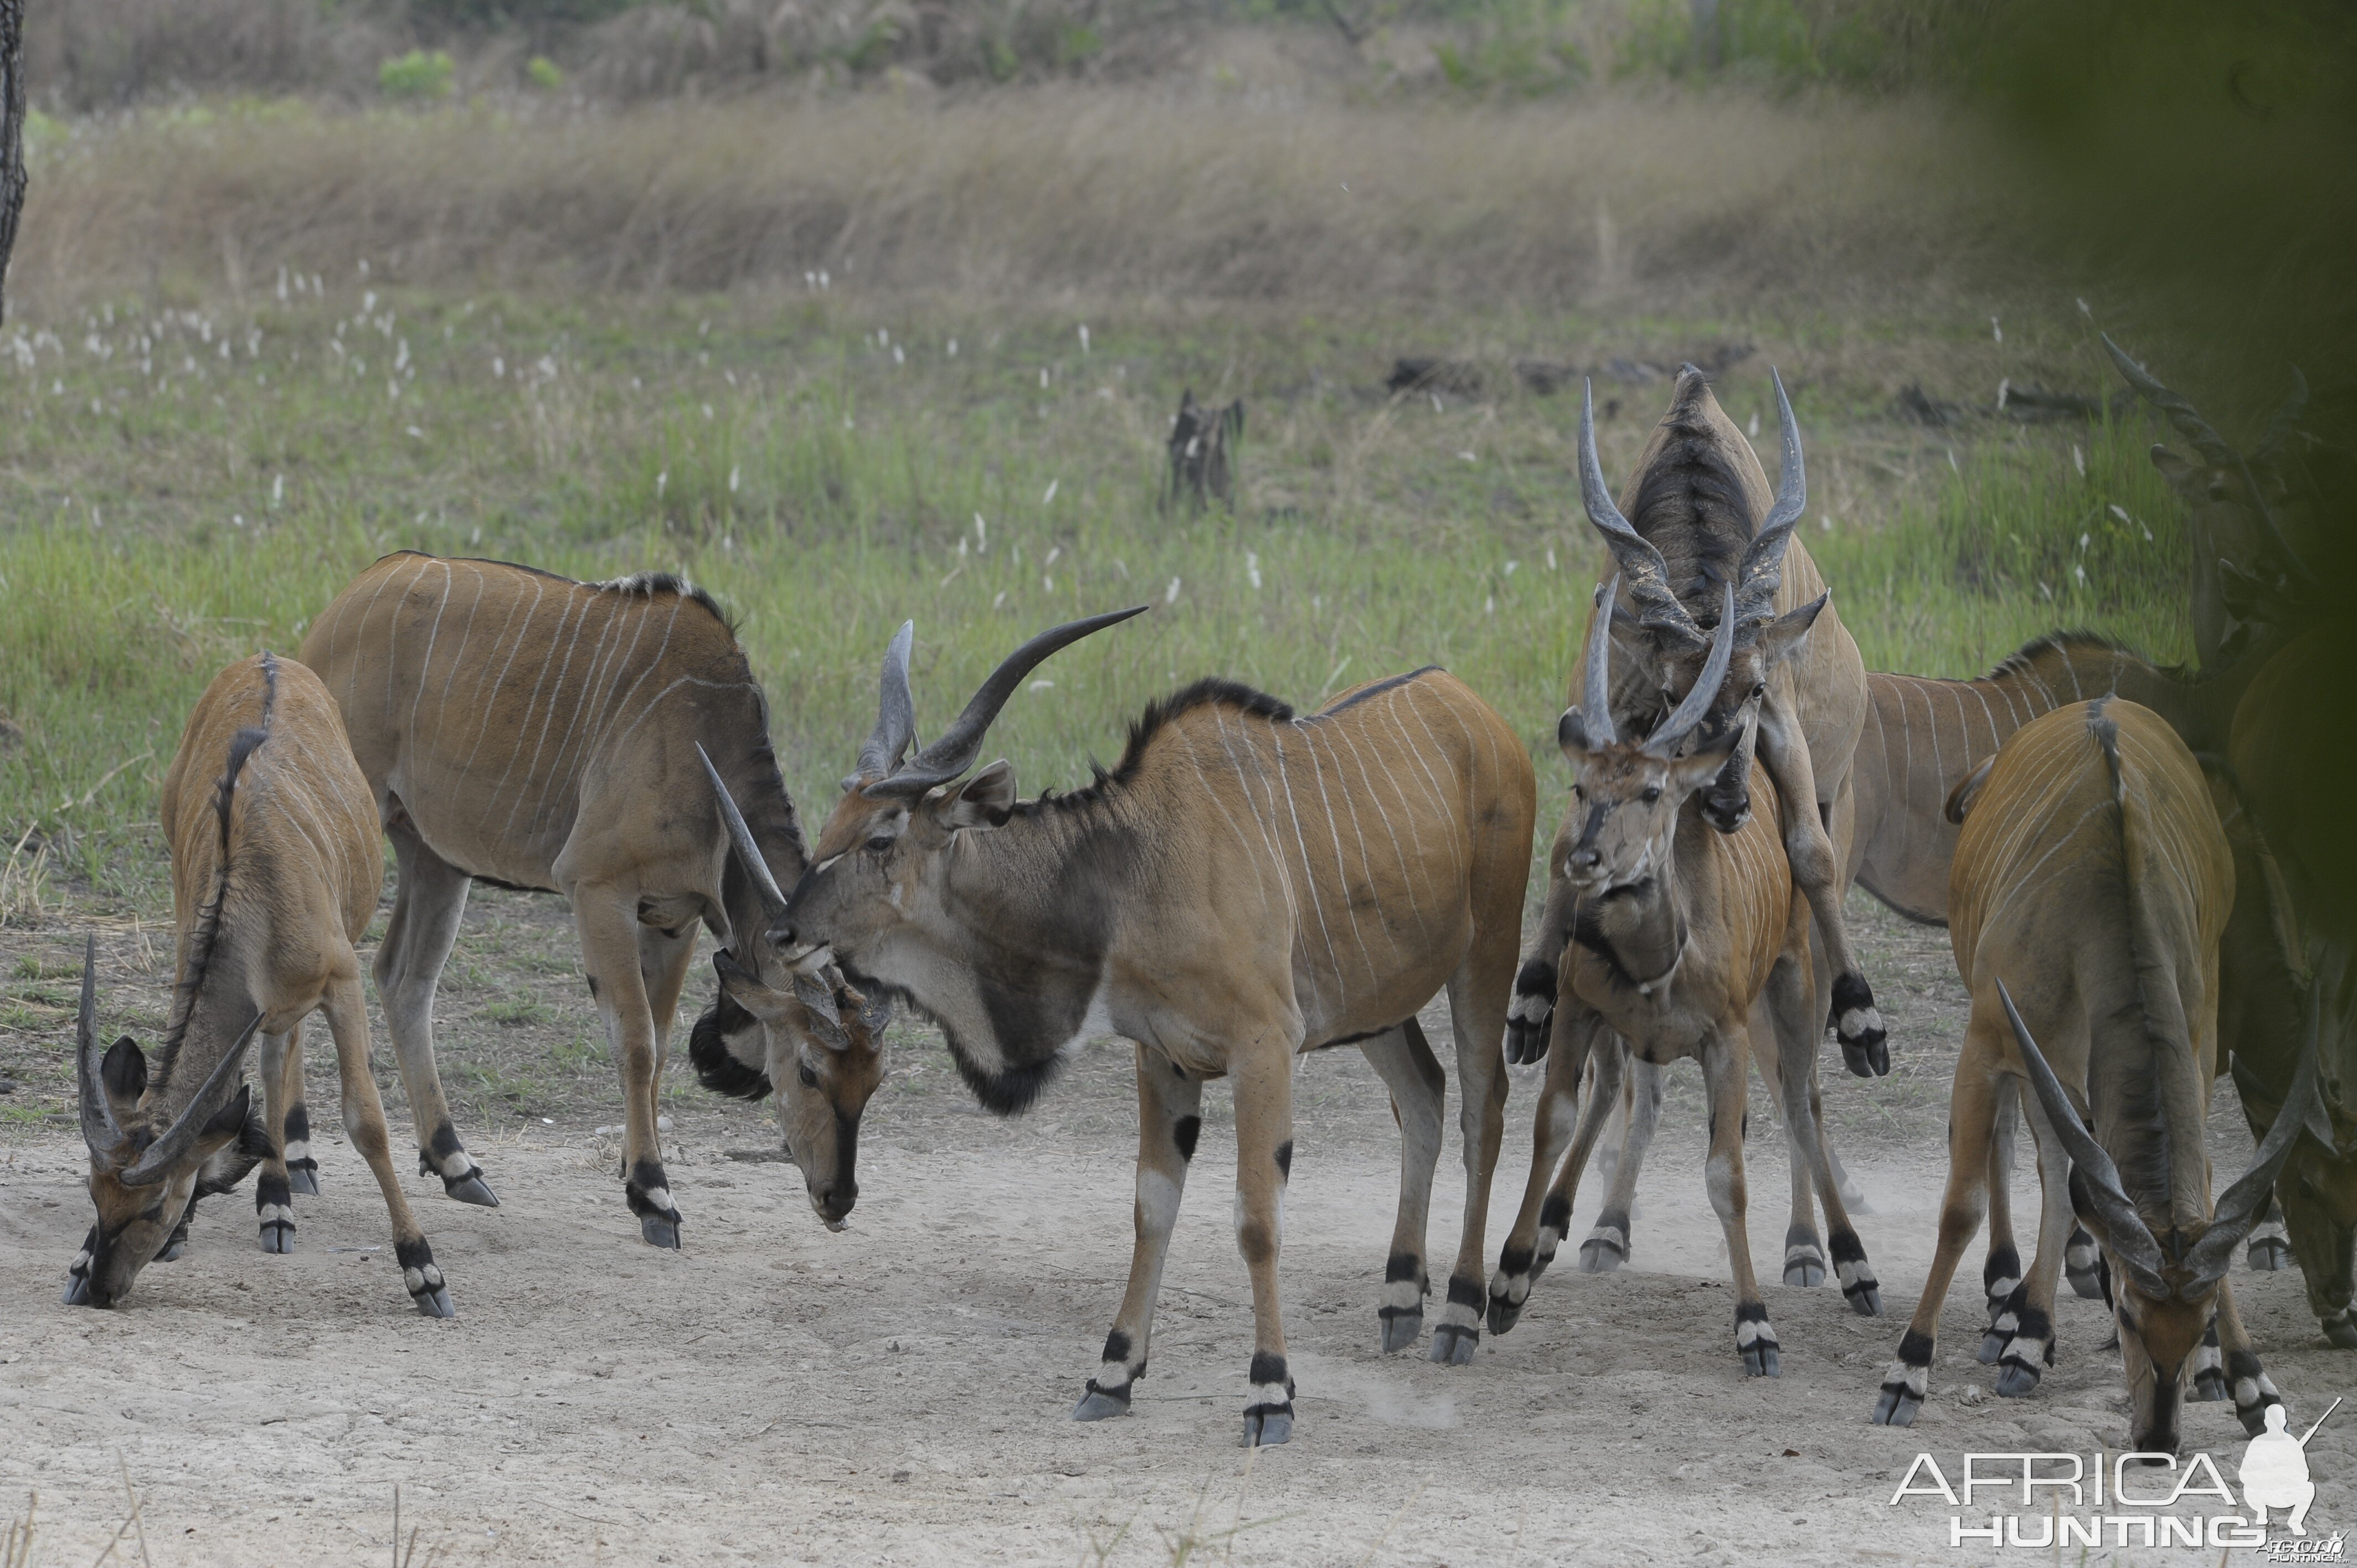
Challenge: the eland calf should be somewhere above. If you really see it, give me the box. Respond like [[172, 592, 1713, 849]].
[[65, 653, 456, 1316], [743, 608, 1534, 1444], [1871, 698, 2312, 1452]]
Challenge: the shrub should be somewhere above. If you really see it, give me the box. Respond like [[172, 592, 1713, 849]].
[[379, 49, 456, 102], [527, 55, 565, 90]]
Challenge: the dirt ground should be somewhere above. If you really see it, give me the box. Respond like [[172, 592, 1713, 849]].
[[2, 891, 2350, 1566]]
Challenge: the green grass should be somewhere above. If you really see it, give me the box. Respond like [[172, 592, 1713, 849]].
[[0, 287, 2191, 912]]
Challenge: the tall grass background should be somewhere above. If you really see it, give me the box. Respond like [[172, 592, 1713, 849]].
[[0, 267, 2193, 916]]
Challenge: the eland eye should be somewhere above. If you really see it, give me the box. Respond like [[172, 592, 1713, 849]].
[[1751, 682, 1766, 699], [1641, 783, 1663, 803], [797, 1062, 820, 1088], [864, 834, 896, 854]]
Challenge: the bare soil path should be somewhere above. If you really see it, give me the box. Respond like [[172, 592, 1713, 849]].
[[2, 895, 2348, 1565]]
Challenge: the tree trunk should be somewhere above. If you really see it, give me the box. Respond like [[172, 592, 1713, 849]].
[[0, 0, 25, 322]]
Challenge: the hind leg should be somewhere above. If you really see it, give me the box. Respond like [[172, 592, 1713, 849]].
[[273, 1023, 320, 1195], [1988, 1080, 2074, 1397], [1429, 912, 1517, 1368], [1581, 1049, 1659, 1275], [323, 972, 453, 1317], [1489, 1007, 1617, 1335], [2248, 1194, 2293, 1272], [375, 806, 497, 1206], [1979, 1079, 2023, 1354], [254, 1028, 300, 1254], [1360, 1021, 1447, 1354]]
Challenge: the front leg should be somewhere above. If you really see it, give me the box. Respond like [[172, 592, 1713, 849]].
[[255, 1028, 299, 1255], [1700, 1028, 1776, 1376], [1873, 1034, 2004, 1425], [1756, 702, 1887, 1076], [1232, 1037, 1297, 1446], [1075, 1046, 1203, 1420], [2208, 1278, 2284, 1434], [1488, 1008, 1612, 1335], [573, 884, 682, 1248]]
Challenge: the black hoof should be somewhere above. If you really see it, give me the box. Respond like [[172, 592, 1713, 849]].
[[61, 1271, 91, 1307], [2324, 1311, 2357, 1350], [1847, 1284, 1884, 1317], [1073, 1389, 1131, 1422], [1429, 1323, 1479, 1365], [398, 1240, 454, 1316], [1736, 1307, 1779, 1377], [260, 1221, 295, 1254], [1785, 1255, 1826, 1288], [1840, 1039, 1891, 1079], [287, 1164, 321, 1197], [1378, 1307, 1423, 1355], [1871, 1385, 1920, 1426], [640, 1211, 683, 1249], [1977, 1329, 2008, 1365], [2247, 1236, 2292, 1272], [1578, 1232, 1628, 1275], [413, 1283, 457, 1318], [1242, 1408, 1293, 1447], [1485, 1292, 1523, 1338], [446, 1172, 500, 1208], [155, 1239, 186, 1263], [1742, 1342, 1780, 1378], [2193, 1369, 2229, 1403], [1994, 1362, 2042, 1398]]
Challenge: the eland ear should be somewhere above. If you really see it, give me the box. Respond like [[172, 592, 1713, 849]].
[[1758, 593, 1827, 669], [2148, 443, 2201, 492], [101, 1036, 147, 1116], [938, 759, 1017, 832], [1558, 708, 1600, 766], [201, 1082, 253, 1142], [1944, 756, 1996, 824]]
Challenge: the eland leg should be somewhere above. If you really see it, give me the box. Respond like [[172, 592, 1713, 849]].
[[375, 807, 496, 1206], [1756, 702, 1887, 1076], [1979, 1080, 2024, 1355], [1231, 1035, 1298, 1445], [1581, 1050, 1660, 1275], [271, 1023, 319, 1196], [1700, 1026, 1776, 1376], [323, 973, 452, 1317], [572, 883, 682, 1247], [1430, 953, 1514, 1368], [1873, 1025, 2004, 1425], [1075, 1045, 1204, 1421], [254, 1028, 300, 1254], [1489, 1008, 1615, 1334], [2278, 1177, 2357, 1348], [1359, 1021, 1447, 1354], [1988, 1081, 2073, 1397]]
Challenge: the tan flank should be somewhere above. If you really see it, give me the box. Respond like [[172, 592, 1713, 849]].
[[1871, 697, 2316, 1455], [300, 552, 877, 1247], [1486, 581, 1881, 1371], [748, 608, 1533, 1445], [66, 653, 457, 1317]]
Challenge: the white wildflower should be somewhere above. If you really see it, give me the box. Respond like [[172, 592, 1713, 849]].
[[1030, 679, 1054, 692], [1246, 551, 1262, 590], [1165, 577, 1181, 604], [1043, 478, 1059, 506], [1078, 324, 1090, 355], [2072, 444, 2085, 477], [729, 465, 741, 494]]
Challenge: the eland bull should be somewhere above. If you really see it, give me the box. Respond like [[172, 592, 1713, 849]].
[[66, 653, 459, 1316], [1871, 698, 2315, 1453], [738, 608, 1535, 1444], [1510, 370, 1886, 1080], [1485, 581, 1881, 1371], [300, 553, 878, 1247]]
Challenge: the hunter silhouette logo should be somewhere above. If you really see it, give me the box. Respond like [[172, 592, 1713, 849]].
[[2245, 1397, 2338, 1539]]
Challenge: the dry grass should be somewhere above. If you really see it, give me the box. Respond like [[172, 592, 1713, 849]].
[[10, 88, 1999, 317]]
